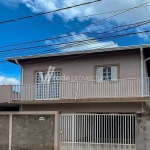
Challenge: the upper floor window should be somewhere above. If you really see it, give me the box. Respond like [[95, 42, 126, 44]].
[[36, 71, 61, 84], [35, 71, 61, 99], [96, 65, 118, 82]]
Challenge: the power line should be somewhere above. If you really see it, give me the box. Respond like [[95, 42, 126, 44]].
[[0, 0, 150, 65], [0, 20, 147, 67], [0, 4, 150, 33], [0, 0, 102, 25], [0, 1, 149, 50], [0, 43, 117, 70], [1, 17, 141, 60], [0, 0, 148, 70], [1, 2, 150, 73], [1, 27, 150, 60], [1, 28, 148, 69], [0, 19, 149, 67], [1, 19, 150, 53], [0, 27, 150, 68], [19, 29, 150, 52], [55, 0, 150, 37]]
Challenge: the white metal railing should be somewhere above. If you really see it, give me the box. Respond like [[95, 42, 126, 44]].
[[12, 78, 150, 100], [60, 114, 136, 150]]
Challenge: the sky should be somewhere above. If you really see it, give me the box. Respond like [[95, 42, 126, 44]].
[[0, 0, 150, 84]]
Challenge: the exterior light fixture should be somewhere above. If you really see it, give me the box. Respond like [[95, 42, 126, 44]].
[[39, 117, 45, 121]]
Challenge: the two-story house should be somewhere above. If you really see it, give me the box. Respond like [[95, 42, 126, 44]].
[[1, 44, 150, 150]]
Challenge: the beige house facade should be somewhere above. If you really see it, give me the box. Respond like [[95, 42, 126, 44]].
[[1, 44, 150, 150]]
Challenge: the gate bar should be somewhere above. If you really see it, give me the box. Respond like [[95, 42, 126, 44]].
[[9, 114, 12, 150]]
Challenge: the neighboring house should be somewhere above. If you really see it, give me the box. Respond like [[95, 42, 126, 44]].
[[1, 44, 150, 150]]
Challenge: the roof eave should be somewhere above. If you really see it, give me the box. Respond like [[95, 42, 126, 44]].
[[6, 44, 150, 64]]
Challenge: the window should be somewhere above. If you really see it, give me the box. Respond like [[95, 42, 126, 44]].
[[36, 71, 61, 83], [96, 65, 118, 82], [35, 71, 61, 99]]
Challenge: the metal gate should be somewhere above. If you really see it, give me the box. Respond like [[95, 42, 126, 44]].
[[60, 114, 136, 150]]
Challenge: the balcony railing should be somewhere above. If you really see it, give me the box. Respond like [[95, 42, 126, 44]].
[[11, 78, 150, 101]]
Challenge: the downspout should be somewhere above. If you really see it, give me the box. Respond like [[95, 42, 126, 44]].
[[15, 59, 23, 85], [15, 59, 23, 111], [140, 47, 144, 97], [140, 47, 145, 113]]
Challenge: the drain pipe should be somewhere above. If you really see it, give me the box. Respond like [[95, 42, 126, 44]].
[[15, 59, 23, 111], [140, 47, 145, 113], [15, 59, 23, 85], [140, 47, 144, 98]]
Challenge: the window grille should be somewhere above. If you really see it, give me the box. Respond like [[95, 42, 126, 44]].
[[35, 71, 60, 99]]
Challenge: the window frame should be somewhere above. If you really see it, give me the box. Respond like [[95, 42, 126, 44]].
[[34, 68, 62, 100], [94, 64, 120, 82], [35, 71, 61, 84], [34, 68, 62, 84]]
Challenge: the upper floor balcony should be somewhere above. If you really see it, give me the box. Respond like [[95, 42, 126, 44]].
[[0, 78, 150, 103]]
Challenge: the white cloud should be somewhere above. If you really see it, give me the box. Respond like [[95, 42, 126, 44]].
[[46, 32, 118, 52], [20, 0, 150, 23], [1, 0, 150, 23], [21, 0, 57, 15], [136, 27, 149, 40], [0, 76, 19, 85], [1, 0, 150, 40]]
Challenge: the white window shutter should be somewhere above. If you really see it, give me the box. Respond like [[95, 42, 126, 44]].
[[96, 67, 103, 82], [111, 66, 118, 80]]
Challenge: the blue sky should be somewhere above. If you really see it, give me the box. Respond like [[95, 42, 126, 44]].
[[0, 0, 149, 84]]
